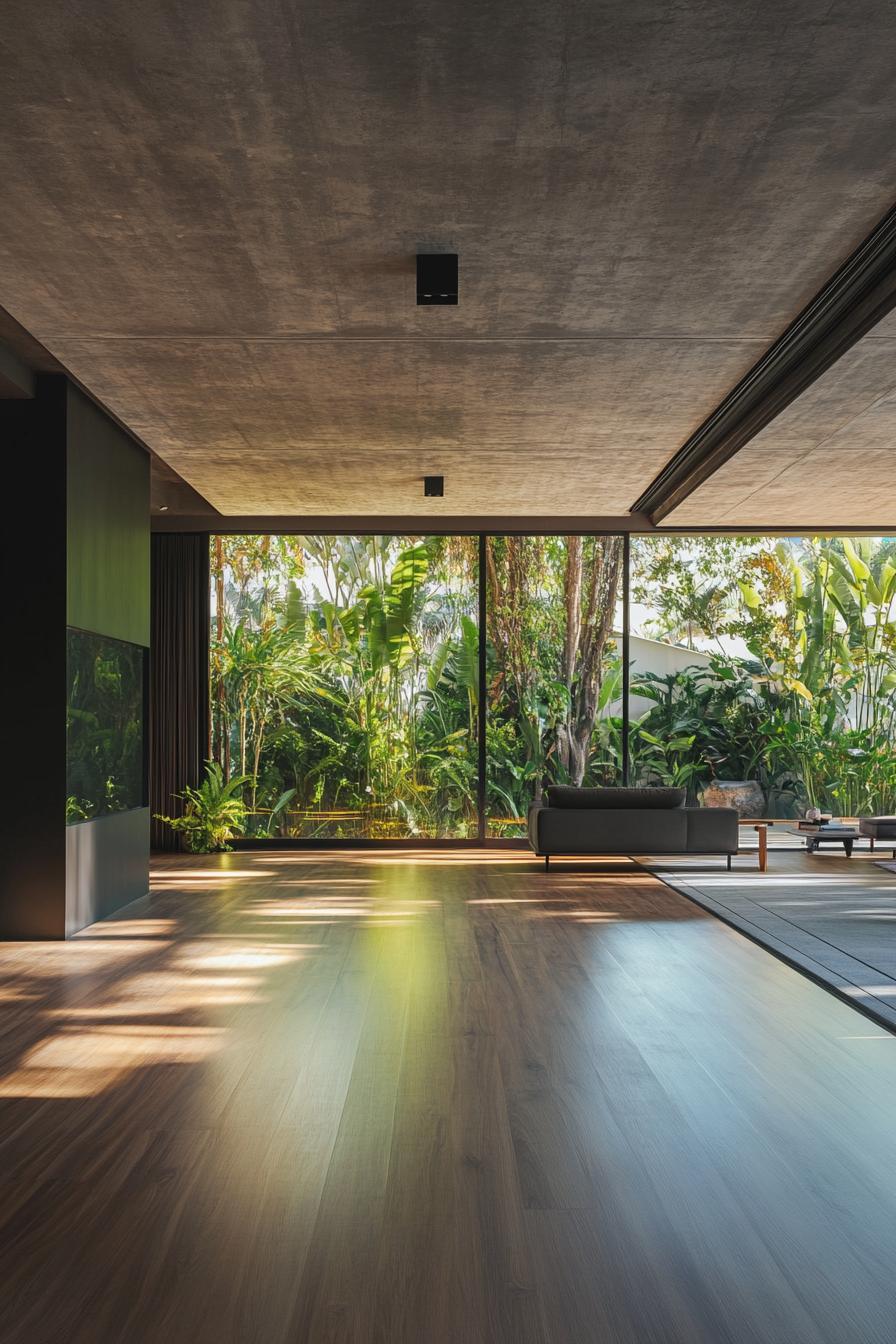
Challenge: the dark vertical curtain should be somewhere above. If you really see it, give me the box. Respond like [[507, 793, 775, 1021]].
[[150, 533, 209, 850]]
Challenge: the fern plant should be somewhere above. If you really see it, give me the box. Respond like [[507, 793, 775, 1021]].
[[155, 762, 254, 852]]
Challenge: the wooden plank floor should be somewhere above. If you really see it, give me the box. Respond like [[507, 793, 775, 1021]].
[[2, 850, 896, 1343]]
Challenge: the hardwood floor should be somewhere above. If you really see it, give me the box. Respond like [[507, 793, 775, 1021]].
[[1, 850, 896, 1343]]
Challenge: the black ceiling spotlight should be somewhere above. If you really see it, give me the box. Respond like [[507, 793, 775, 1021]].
[[417, 253, 458, 305], [424, 475, 444, 497]]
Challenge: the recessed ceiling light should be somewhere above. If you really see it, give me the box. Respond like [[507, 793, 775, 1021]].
[[417, 254, 457, 305]]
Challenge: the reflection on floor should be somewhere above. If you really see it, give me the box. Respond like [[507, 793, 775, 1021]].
[[1, 849, 896, 1343], [650, 847, 896, 1031]]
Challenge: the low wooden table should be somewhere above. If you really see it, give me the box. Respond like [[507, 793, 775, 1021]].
[[740, 818, 776, 872], [736, 818, 874, 872]]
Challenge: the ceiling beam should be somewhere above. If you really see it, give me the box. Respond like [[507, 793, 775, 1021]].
[[632, 203, 896, 524], [152, 514, 655, 534], [151, 514, 894, 537]]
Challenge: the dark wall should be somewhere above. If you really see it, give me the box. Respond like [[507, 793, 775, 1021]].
[[0, 384, 68, 937], [0, 375, 151, 938]]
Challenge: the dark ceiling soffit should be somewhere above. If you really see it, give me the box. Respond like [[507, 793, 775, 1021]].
[[152, 513, 654, 535], [632, 202, 896, 523], [0, 304, 62, 375], [151, 514, 896, 537], [36, 369, 155, 461], [0, 304, 159, 459], [0, 342, 35, 398], [151, 451, 220, 516]]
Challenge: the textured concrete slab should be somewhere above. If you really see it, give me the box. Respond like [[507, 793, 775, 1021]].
[[665, 311, 896, 528], [2, 1, 896, 513]]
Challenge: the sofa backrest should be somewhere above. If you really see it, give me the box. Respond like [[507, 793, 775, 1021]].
[[545, 786, 686, 810], [535, 806, 689, 852]]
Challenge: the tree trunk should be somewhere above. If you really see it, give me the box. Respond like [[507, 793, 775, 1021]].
[[563, 536, 582, 691], [556, 537, 622, 786], [251, 713, 265, 811]]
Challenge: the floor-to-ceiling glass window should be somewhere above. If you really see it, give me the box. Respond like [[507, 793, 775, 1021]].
[[210, 535, 479, 838], [206, 530, 896, 842], [630, 535, 896, 818], [485, 535, 625, 837]]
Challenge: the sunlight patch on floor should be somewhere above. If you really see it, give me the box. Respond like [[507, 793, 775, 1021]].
[[0, 1025, 224, 1099]]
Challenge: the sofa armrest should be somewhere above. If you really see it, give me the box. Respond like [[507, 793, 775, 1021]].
[[686, 807, 739, 853], [528, 804, 545, 852]]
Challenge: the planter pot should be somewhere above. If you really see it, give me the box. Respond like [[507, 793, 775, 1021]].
[[700, 779, 765, 818]]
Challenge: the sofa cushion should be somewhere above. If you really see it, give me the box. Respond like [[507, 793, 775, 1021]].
[[686, 807, 739, 853], [545, 785, 686, 810], [533, 806, 688, 852]]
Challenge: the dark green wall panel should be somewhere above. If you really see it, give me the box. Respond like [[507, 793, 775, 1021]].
[[66, 384, 150, 646]]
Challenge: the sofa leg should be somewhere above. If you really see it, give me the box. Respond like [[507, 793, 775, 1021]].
[[727, 854, 732, 871], [545, 855, 550, 872]]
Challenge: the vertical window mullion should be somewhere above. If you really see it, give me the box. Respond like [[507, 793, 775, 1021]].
[[477, 533, 487, 842], [622, 533, 631, 786]]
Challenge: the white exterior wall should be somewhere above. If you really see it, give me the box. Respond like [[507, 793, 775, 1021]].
[[609, 633, 714, 720]]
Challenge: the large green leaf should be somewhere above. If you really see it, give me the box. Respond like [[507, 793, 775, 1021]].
[[283, 582, 306, 638], [738, 581, 762, 610]]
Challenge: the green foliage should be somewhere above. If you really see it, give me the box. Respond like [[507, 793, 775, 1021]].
[[244, 787, 298, 838], [210, 535, 480, 838], [631, 536, 755, 650], [209, 532, 623, 839], [631, 536, 896, 817], [484, 535, 624, 829], [66, 796, 93, 823], [155, 762, 254, 852], [66, 632, 143, 824], [206, 532, 896, 840]]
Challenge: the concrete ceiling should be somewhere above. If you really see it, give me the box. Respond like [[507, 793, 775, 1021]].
[[665, 309, 896, 528], [2, 0, 896, 517]]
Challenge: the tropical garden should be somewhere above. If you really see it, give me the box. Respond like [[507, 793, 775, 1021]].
[[629, 535, 896, 817], [205, 533, 623, 839], [209, 534, 479, 838], [189, 532, 896, 846]]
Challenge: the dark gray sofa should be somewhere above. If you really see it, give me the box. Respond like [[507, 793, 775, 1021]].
[[528, 786, 739, 869]]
